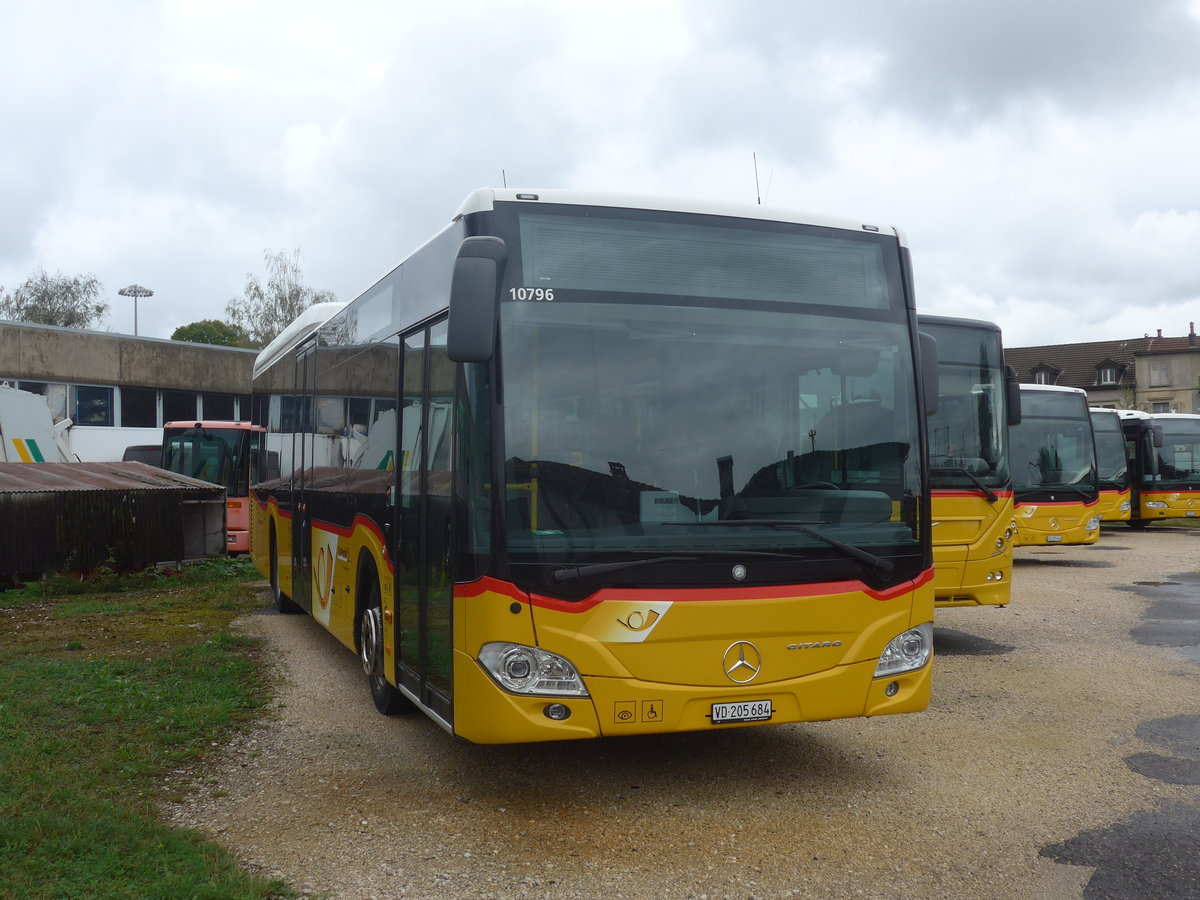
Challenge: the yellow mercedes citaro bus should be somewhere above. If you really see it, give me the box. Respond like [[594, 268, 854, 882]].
[[249, 189, 938, 744], [919, 316, 1020, 607], [1121, 411, 1200, 526], [1010, 384, 1101, 546], [1088, 407, 1132, 524]]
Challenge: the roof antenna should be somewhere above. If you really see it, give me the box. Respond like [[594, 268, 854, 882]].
[[753, 153, 761, 205], [502, 169, 508, 188]]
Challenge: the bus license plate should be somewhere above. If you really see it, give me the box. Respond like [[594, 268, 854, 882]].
[[711, 699, 773, 724], [1046, 535, 1063, 542], [1187, 511, 1197, 517]]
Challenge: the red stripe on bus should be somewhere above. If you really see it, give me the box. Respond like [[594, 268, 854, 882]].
[[932, 489, 1015, 498], [456, 569, 933, 613]]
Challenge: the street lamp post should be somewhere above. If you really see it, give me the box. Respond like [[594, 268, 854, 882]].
[[118, 284, 154, 336]]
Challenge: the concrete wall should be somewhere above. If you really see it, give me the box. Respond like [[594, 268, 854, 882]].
[[1136, 349, 1200, 414], [0, 321, 255, 392]]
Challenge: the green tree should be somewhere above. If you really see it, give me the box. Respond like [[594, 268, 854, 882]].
[[225, 248, 335, 348], [171, 319, 253, 347], [0, 267, 109, 328]]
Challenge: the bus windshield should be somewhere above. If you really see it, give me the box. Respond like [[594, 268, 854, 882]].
[[1151, 417, 1200, 486], [497, 212, 920, 578], [162, 426, 260, 496], [924, 322, 1009, 489], [1010, 392, 1097, 495], [1090, 410, 1129, 489]]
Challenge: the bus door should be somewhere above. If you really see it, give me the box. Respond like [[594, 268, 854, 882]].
[[396, 321, 454, 722], [291, 344, 317, 613]]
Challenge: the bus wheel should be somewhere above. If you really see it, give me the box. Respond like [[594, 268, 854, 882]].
[[270, 527, 300, 614], [1127, 519, 1150, 530], [360, 579, 414, 716]]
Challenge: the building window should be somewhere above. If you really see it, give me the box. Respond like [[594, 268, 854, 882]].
[[1149, 359, 1171, 387], [74, 385, 114, 426], [316, 396, 345, 435], [121, 387, 158, 428], [1035, 370, 1052, 385], [163, 390, 197, 423], [18, 381, 69, 422], [251, 393, 271, 428], [1097, 366, 1117, 385], [348, 397, 371, 436], [202, 392, 236, 420], [1152, 401, 1172, 414]]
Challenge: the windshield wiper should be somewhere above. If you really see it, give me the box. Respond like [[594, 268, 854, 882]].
[[670, 520, 893, 579], [1036, 482, 1094, 499], [550, 555, 702, 583], [931, 465, 999, 503], [549, 548, 820, 583]]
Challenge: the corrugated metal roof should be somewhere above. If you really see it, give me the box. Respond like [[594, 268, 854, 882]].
[[0, 461, 223, 495]]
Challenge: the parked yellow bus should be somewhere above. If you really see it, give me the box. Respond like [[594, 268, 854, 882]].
[[1121, 411, 1200, 526], [919, 316, 1020, 607], [1010, 384, 1100, 545], [249, 189, 938, 743], [1088, 407, 1131, 524]]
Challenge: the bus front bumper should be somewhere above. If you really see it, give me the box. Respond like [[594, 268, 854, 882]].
[[451, 650, 932, 745]]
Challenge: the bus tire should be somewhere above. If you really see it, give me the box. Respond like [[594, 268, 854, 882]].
[[359, 574, 415, 716], [270, 525, 300, 614], [1127, 519, 1150, 530]]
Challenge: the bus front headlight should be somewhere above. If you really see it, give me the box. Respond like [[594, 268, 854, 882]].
[[874, 623, 933, 678], [1085, 515, 1101, 530], [478, 643, 589, 697], [1147, 501, 1169, 509]]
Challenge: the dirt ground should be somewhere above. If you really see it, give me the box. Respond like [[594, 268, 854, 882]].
[[165, 527, 1200, 899]]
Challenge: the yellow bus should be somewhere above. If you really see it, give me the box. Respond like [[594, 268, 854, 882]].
[[1088, 407, 1132, 524], [1010, 384, 1101, 545], [1121, 411, 1200, 526], [249, 189, 938, 744], [919, 316, 1020, 607]]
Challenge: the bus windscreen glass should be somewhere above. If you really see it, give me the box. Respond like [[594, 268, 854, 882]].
[[517, 212, 894, 309], [499, 289, 920, 576]]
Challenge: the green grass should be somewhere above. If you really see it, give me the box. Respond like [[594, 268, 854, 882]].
[[0, 558, 295, 900]]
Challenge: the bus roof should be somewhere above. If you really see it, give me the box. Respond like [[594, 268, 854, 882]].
[[1019, 383, 1087, 396], [917, 314, 1002, 333], [253, 301, 347, 380], [163, 421, 265, 432], [453, 188, 908, 245]]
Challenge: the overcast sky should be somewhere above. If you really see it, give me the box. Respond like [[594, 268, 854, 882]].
[[3, 0, 1200, 349]]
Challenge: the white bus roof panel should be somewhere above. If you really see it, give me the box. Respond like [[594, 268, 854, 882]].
[[253, 301, 347, 380], [454, 188, 907, 246]]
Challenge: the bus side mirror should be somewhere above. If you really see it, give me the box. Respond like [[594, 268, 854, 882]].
[[447, 236, 507, 363], [1005, 364, 1022, 426], [919, 331, 938, 417]]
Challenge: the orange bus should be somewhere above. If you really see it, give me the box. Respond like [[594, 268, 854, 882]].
[[161, 420, 268, 553]]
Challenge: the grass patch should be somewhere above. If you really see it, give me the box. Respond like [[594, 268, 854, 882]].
[[0, 559, 294, 900]]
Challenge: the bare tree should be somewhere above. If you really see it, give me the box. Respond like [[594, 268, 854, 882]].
[[0, 267, 109, 328], [225, 248, 335, 347]]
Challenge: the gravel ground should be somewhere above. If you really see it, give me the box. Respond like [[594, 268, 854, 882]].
[[165, 528, 1200, 899]]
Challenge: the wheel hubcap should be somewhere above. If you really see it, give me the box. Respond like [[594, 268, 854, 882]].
[[360, 607, 382, 675]]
